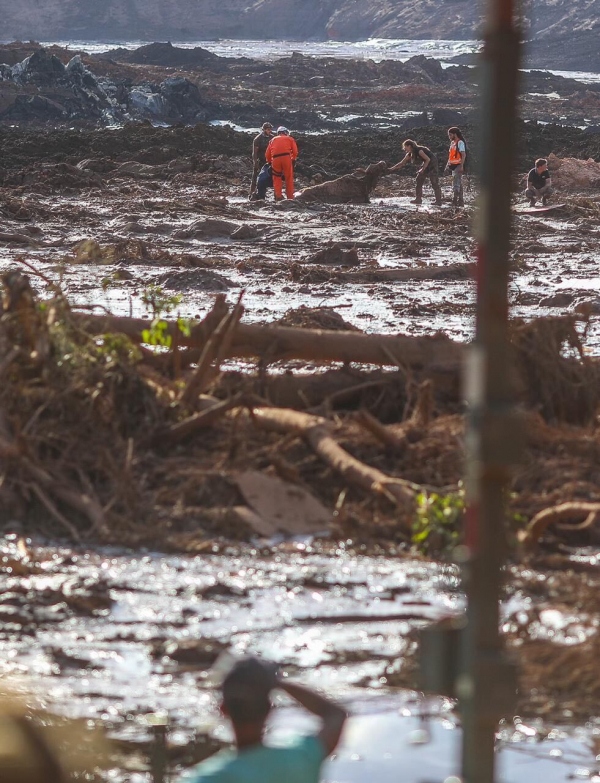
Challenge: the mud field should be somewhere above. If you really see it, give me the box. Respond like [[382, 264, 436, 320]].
[[1, 41, 600, 783]]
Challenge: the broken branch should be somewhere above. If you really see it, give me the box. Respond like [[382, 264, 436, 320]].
[[248, 405, 416, 515], [519, 501, 600, 549]]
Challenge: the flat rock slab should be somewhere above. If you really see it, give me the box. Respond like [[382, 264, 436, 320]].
[[235, 471, 331, 537]]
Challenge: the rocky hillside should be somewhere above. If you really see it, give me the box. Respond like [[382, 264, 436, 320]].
[[2, 0, 600, 70]]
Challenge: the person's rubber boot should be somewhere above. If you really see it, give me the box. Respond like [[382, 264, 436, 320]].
[[528, 198, 536, 207], [458, 193, 465, 207], [452, 193, 459, 207], [542, 196, 549, 206], [410, 198, 422, 205], [275, 196, 284, 202]]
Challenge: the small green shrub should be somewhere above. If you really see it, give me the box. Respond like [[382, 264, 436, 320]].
[[412, 488, 465, 555]]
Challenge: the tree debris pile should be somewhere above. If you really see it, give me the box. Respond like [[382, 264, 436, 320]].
[[1, 271, 600, 552], [547, 152, 600, 189]]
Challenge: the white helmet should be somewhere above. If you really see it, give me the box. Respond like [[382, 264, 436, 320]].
[[277, 126, 289, 135]]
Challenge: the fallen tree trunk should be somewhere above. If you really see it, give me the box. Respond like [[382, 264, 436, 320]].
[[248, 405, 417, 515], [74, 311, 464, 369], [294, 262, 473, 283], [337, 262, 473, 283]]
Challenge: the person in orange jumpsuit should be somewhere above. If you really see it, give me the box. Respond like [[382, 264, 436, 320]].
[[265, 126, 298, 200]]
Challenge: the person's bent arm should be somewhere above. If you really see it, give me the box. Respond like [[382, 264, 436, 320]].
[[277, 679, 347, 755], [388, 152, 411, 173]]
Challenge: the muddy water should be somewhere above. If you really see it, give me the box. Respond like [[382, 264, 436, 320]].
[[1, 537, 599, 781], [2, 179, 600, 352], [38, 38, 481, 62]]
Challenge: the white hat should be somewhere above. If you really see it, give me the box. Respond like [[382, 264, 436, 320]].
[[277, 126, 289, 135]]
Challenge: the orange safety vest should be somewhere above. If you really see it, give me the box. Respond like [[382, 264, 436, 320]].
[[266, 135, 298, 163], [448, 140, 464, 165]]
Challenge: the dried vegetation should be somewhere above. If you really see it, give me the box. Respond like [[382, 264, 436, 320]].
[[1, 268, 600, 556]]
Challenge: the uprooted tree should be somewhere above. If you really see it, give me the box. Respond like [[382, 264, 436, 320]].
[[1, 269, 599, 552]]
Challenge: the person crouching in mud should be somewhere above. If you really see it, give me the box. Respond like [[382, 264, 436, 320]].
[[190, 657, 347, 783], [266, 127, 299, 201], [389, 139, 442, 206], [526, 158, 553, 207]]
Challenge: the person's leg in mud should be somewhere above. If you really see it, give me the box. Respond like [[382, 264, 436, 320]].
[[452, 166, 463, 207], [272, 164, 284, 200], [414, 168, 426, 204], [280, 156, 295, 199], [253, 164, 272, 200], [429, 167, 443, 206], [540, 184, 553, 206]]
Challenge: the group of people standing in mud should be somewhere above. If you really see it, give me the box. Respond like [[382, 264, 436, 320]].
[[248, 123, 468, 207], [250, 122, 298, 202], [389, 126, 467, 207], [249, 124, 553, 209]]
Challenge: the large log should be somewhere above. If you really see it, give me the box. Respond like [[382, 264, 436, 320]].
[[336, 262, 473, 283], [74, 311, 465, 369], [248, 405, 416, 514]]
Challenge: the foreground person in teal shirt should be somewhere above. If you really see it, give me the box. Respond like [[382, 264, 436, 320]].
[[190, 657, 347, 783]]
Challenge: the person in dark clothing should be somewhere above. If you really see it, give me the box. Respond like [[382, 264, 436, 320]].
[[254, 163, 273, 201], [526, 158, 553, 206], [389, 139, 443, 206], [250, 122, 274, 198]]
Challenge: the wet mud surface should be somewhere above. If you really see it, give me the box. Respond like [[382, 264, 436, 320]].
[[1, 537, 599, 781], [1, 122, 600, 351], [1, 41, 600, 783]]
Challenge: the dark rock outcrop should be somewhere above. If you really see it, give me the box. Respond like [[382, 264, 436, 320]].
[[0, 47, 219, 125]]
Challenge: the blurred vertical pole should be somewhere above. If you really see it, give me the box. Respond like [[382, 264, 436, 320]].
[[149, 714, 169, 783], [461, 0, 521, 780]]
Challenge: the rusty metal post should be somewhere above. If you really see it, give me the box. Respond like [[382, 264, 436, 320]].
[[461, 0, 522, 780]]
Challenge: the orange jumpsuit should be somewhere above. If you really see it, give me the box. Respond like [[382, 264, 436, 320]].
[[266, 135, 298, 199]]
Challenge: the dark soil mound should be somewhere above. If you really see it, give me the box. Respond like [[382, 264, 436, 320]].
[[107, 42, 219, 67]]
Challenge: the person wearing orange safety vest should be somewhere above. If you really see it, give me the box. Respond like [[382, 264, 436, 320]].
[[266, 127, 298, 201], [445, 126, 467, 207]]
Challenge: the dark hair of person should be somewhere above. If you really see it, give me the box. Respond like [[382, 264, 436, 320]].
[[448, 126, 465, 141], [535, 158, 547, 168], [403, 139, 427, 163], [222, 659, 273, 725]]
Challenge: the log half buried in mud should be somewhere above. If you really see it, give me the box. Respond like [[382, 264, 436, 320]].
[[324, 262, 474, 283], [248, 405, 416, 516], [295, 161, 389, 205], [74, 311, 465, 370]]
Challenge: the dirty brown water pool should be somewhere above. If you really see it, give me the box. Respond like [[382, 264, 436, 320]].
[[1, 537, 599, 781]]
